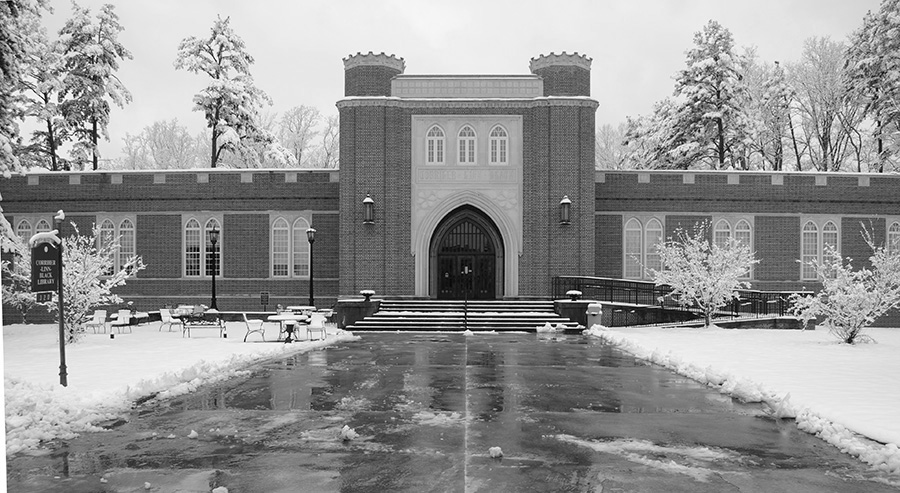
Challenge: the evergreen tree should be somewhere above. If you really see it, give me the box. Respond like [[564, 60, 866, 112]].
[[846, 0, 900, 171], [58, 2, 132, 171], [174, 16, 273, 168], [669, 20, 752, 169]]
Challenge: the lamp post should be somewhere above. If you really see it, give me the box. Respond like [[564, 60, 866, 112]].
[[208, 225, 219, 310], [307, 228, 316, 307]]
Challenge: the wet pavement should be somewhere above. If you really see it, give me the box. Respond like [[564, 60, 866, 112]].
[[7, 332, 900, 492]]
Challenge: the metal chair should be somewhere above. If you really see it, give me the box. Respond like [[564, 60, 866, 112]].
[[85, 310, 107, 333], [159, 308, 184, 332], [109, 309, 132, 334], [242, 313, 266, 342]]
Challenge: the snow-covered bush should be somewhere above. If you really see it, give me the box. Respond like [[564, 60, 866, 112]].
[[650, 222, 757, 327], [43, 224, 146, 343], [791, 237, 900, 344], [1, 236, 39, 322]]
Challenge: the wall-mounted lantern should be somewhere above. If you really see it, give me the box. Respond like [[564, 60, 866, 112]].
[[559, 195, 571, 225], [363, 193, 375, 224]]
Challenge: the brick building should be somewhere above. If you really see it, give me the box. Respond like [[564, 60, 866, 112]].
[[3, 52, 900, 323]]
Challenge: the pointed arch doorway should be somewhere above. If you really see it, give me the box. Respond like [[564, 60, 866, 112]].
[[430, 206, 504, 300]]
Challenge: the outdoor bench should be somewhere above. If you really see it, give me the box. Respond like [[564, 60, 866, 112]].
[[182, 318, 225, 338]]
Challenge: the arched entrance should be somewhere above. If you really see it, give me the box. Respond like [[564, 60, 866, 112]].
[[430, 206, 504, 300]]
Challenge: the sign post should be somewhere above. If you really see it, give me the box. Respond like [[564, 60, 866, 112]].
[[30, 210, 67, 387]]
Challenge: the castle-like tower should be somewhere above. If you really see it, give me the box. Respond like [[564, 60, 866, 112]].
[[529, 52, 592, 97], [343, 52, 406, 97]]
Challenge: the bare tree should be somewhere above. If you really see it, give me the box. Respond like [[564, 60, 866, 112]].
[[595, 123, 628, 169], [278, 105, 321, 167], [319, 114, 339, 168]]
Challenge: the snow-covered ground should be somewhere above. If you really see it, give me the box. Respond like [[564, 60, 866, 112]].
[[587, 324, 900, 475], [3, 320, 358, 456]]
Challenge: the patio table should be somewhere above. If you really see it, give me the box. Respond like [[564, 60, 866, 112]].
[[268, 313, 310, 342]]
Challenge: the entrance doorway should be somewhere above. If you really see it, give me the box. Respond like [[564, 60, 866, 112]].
[[430, 206, 503, 299]]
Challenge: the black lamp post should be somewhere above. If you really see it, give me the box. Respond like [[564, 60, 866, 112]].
[[307, 227, 316, 307], [208, 225, 219, 310]]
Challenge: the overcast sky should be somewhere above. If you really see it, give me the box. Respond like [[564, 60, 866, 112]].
[[37, 0, 882, 160]]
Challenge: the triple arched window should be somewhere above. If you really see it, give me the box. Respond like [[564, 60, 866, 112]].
[[624, 217, 663, 280], [272, 216, 311, 278], [801, 219, 839, 280], [184, 217, 220, 278]]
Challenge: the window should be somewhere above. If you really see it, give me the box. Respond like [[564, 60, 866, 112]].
[[713, 218, 753, 279], [271, 216, 311, 278], [118, 219, 135, 272], [35, 219, 51, 233], [458, 125, 476, 164], [99, 219, 116, 275], [624, 219, 643, 279], [644, 218, 663, 275], [16, 220, 32, 242], [426, 125, 444, 165], [489, 125, 508, 165], [624, 217, 663, 280], [292, 218, 311, 277], [185, 219, 201, 277], [889, 222, 900, 256], [205, 219, 220, 277], [801, 219, 839, 280]]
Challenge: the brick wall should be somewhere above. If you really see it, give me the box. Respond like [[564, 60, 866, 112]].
[[344, 65, 400, 97], [137, 214, 181, 278], [224, 213, 269, 278], [533, 66, 590, 97], [842, 217, 885, 270], [755, 216, 801, 283], [595, 214, 623, 278]]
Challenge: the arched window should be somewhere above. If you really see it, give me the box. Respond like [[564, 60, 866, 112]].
[[205, 219, 220, 277], [272, 218, 290, 276], [16, 220, 32, 242], [292, 218, 311, 277], [489, 125, 508, 165], [822, 221, 838, 251], [624, 218, 643, 279], [35, 219, 51, 233], [99, 219, 116, 276], [801, 221, 818, 280], [426, 125, 445, 165], [644, 218, 663, 276], [734, 220, 752, 279], [713, 219, 731, 248], [458, 125, 476, 164], [889, 222, 900, 256], [118, 219, 135, 272], [185, 219, 201, 277]]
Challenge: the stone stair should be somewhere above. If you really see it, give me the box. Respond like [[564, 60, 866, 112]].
[[346, 300, 581, 332]]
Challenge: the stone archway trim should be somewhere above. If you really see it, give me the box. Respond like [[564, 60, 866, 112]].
[[413, 190, 520, 297]]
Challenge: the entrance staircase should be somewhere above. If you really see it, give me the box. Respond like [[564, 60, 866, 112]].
[[345, 300, 582, 332]]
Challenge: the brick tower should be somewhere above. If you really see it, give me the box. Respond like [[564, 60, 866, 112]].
[[343, 51, 406, 97], [529, 51, 592, 97]]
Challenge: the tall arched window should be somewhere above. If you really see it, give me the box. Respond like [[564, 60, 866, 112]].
[[644, 218, 663, 275], [35, 219, 51, 233], [185, 219, 201, 277], [99, 219, 116, 276], [205, 219, 220, 277], [292, 218, 311, 277], [822, 221, 838, 251], [272, 218, 290, 276], [119, 219, 135, 272], [801, 221, 818, 280], [624, 218, 643, 279], [713, 219, 731, 248], [734, 220, 752, 279], [489, 125, 508, 165], [458, 125, 476, 164], [889, 222, 900, 255], [426, 125, 444, 165], [16, 219, 32, 242]]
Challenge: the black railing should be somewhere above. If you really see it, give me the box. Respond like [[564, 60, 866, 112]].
[[552, 276, 809, 319]]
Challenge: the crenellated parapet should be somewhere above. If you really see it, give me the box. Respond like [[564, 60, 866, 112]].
[[343, 52, 406, 97], [529, 51, 592, 97]]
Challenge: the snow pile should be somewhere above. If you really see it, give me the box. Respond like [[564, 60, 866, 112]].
[[339, 425, 359, 441], [587, 324, 900, 474], [4, 322, 358, 455], [489, 446, 503, 458]]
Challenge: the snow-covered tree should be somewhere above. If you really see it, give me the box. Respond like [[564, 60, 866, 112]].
[[174, 16, 273, 168], [791, 235, 900, 344], [787, 37, 862, 171], [650, 222, 757, 327], [669, 20, 753, 169], [1, 237, 39, 323], [18, 7, 68, 171], [845, 0, 900, 171], [42, 223, 145, 343], [279, 105, 320, 166], [622, 98, 684, 169], [57, 2, 132, 171], [595, 123, 628, 169]]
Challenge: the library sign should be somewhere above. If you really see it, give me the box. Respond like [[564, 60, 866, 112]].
[[31, 242, 60, 293]]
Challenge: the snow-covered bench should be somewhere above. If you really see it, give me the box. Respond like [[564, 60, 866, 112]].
[[182, 316, 225, 338]]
